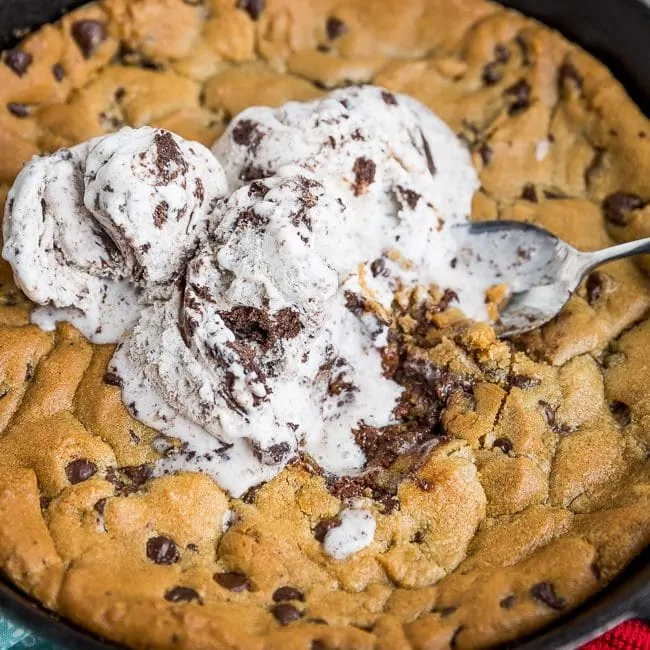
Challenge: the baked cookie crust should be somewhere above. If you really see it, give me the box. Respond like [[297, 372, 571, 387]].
[[0, 1, 648, 649]]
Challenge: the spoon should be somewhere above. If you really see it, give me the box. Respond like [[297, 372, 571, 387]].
[[452, 220, 650, 337]]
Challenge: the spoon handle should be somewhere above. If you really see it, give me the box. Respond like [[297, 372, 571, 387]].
[[583, 236, 650, 271]]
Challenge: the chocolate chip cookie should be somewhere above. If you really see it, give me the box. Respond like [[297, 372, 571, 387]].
[[0, 1, 648, 649]]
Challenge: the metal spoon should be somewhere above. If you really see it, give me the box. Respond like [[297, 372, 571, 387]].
[[452, 220, 650, 337]]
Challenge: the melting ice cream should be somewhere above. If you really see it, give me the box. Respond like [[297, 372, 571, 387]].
[[3, 86, 480, 497]]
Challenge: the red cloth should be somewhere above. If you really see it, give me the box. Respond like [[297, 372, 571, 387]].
[[581, 619, 650, 650]]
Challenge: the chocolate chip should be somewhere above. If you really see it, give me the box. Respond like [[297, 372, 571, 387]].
[[397, 185, 421, 209], [493, 438, 513, 454], [7, 103, 29, 118], [232, 119, 263, 150], [411, 530, 425, 544], [271, 603, 302, 625], [105, 466, 126, 493], [71, 20, 108, 59], [381, 91, 398, 105], [478, 143, 493, 166], [313, 517, 342, 542], [153, 201, 169, 228], [5, 49, 32, 77], [122, 464, 152, 487], [585, 272, 605, 305], [530, 581, 567, 610], [103, 371, 123, 387], [494, 44, 510, 63], [272, 586, 304, 602], [240, 164, 267, 183], [505, 79, 531, 116], [421, 132, 436, 176], [248, 180, 268, 198], [370, 257, 385, 277], [610, 401, 631, 427], [252, 441, 291, 465], [539, 400, 556, 428], [414, 477, 434, 491], [40, 495, 52, 510], [510, 375, 541, 389], [482, 62, 502, 86], [500, 595, 516, 609], [352, 157, 376, 196], [214, 571, 251, 592], [99, 111, 124, 132], [52, 63, 65, 82], [521, 183, 538, 202], [116, 43, 163, 70], [273, 307, 303, 341], [164, 586, 202, 604], [602, 192, 645, 226], [93, 498, 107, 515], [559, 62, 584, 91], [236, 0, 264, 21], [65, 459, 97, 484], [326, 17, 347, 40], [154, 131, 188, 183], [146, 536, 180, 565]]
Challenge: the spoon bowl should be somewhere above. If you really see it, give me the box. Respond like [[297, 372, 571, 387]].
[[452, 220, 650, 337]]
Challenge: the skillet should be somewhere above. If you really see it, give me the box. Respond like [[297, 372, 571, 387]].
[[0, 0, 647, 647]]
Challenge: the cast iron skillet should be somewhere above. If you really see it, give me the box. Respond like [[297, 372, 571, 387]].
[[0, 0, 648, 648]]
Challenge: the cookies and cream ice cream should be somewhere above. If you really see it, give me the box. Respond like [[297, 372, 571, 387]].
[[3, 86, 481, 498], [3, 126, 227, 343]]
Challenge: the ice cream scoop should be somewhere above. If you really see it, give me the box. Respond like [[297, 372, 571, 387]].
[[3, 126, 227, 342]]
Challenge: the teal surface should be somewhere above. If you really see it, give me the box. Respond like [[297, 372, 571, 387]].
[[0, 616, 60, 650]]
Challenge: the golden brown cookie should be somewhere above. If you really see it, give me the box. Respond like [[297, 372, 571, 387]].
[[0, 1, 648, 649]]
